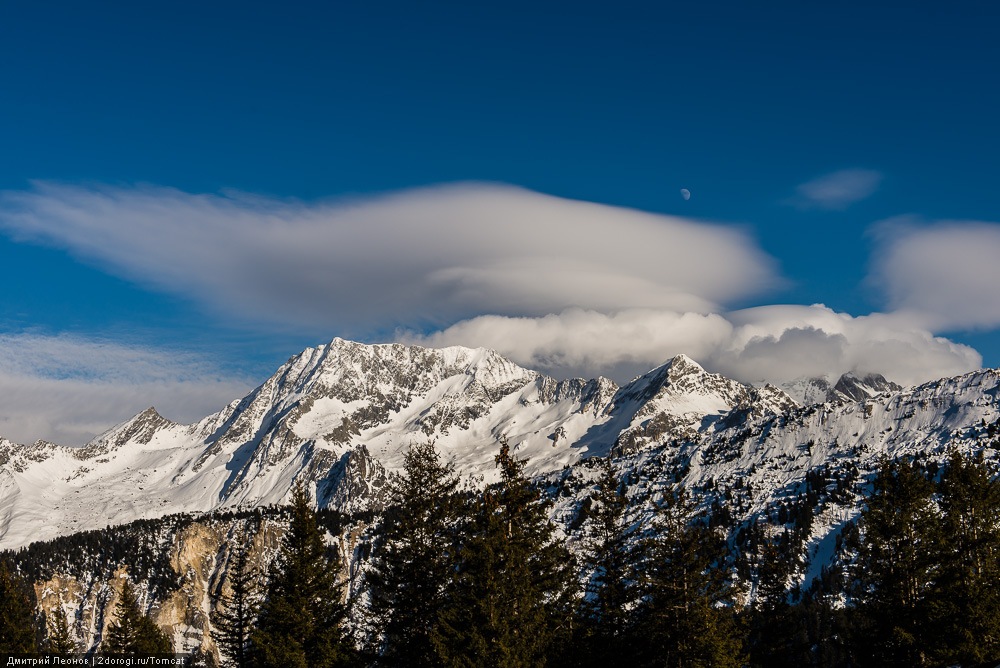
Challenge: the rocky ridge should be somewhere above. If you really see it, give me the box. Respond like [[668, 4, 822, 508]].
[[0, 339, 794, 549]]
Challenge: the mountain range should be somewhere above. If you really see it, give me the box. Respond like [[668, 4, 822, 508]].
[[2, 337, 996, 556]]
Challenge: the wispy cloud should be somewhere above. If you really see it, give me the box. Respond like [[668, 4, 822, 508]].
[[0, 333, 252, 446], [789, 168, 882, 210], [0, 182, 781, 335], [869, 217, 1000, 331], [411, 305, 980, 387]]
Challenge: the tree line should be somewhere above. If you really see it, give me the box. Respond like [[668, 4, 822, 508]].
[[3, 444, 1000, 667]]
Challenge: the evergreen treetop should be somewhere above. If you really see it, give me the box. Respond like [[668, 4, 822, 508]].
[[103, 578, 172, 655], [0, 558, 38, 654], [928, 450, 1000, 664], [212, 538, 260, 668], [636, 486, 745, 668], [250, 480, 356, 668], [433, 438, 577, 667], [366, 441, 462, 667], [575, 456, 640, 666], [43, 609, 77, 656], [855, 457, 940, 666]]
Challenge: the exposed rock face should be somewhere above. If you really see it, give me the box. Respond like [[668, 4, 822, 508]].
[[31, 516, 312, 657], [782, 371, 902, 405], [831, 372, 902, 402], [610, 355, 796, 454]]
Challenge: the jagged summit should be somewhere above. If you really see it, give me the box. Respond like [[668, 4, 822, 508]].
[[665, 352, 703, 373], [780, 371, 902, 406], [617, 354, 712, 401], [609, 354, 796, 453], [832, 371, 901, 402]]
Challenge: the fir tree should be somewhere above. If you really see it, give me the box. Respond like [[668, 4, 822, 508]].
[[0, 558, 37, 654], [929, 450, 1000, 664], [42, 609, 77, 656], [747, 527, 803, 668], [636, 487, 745, 668], [575, 457, 639, 666], [366, 441, 461, 667], [250, 481, 356, 668], [434, 439, 577, 667], [103, 579, 172, 655], [213, 541, 260, 668], [855, 457, 940, 667]]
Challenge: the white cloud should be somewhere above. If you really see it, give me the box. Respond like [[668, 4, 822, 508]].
[[413, 305, 981, 388], [869, 218, 1000, 331], [0, 182, 780, 334], [716, 305, 980, 386], [0, 333, 252, 446], [408, 308, 735, 382], [790, 169, 882, 210]]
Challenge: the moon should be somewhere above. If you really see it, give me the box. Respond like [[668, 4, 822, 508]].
[[680, 188, 691, 201]]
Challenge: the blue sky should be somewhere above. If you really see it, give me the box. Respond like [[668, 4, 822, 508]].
[[1, 1, 999, 444]]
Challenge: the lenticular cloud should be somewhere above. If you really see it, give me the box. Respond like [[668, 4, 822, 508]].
[[791, 169, 882, 210], [0, 181, 989, 395], [0, 181, 780, 334], [870, 219, 1000, 331]]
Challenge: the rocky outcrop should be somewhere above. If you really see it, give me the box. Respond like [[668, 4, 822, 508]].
[[31, 516, 299, 658]]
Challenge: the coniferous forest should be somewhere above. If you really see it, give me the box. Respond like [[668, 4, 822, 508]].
[[3, 444, 1000, 667]]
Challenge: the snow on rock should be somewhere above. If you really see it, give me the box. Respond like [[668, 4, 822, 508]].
[[1, 338, 998, 573], [780, 372, 901, 406]]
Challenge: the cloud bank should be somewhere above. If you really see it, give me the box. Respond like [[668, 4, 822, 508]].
[[0, 181, 779, 333], [0, 333, 252, 446], [791, 169, 882, 210], [411, 305, 981, 387]]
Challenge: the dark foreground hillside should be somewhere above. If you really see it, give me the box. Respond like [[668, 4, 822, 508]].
[[3, 442, 1000, 667]]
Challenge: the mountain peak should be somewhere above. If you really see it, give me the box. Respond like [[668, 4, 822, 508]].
[[665, 353, 705, 375], [779, 371, 903, 406], [832, 371, 901, 402]]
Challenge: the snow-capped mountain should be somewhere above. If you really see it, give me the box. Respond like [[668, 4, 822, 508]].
[[1, 337, 998, 575], [1, 339, 792, 550]]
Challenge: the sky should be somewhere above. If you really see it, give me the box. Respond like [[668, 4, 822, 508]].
[[1, 1, 999, 445]]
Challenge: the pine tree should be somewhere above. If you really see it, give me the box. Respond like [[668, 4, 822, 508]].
[[747, 527, 804, 668], [575, 457, 639, 666], [366, 441, 461, 667], [42, 609, 77, 656], [929, 450, 1000, 664], [636, 487, 745, 668], [0, 558, 37, 654], [855, 457, 940, 666], [213, 541, 260, 668], [250, 481, 355, 668], [434, 439, 577, 667], [103, 579, 172, 655]]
